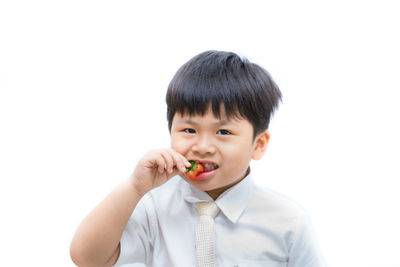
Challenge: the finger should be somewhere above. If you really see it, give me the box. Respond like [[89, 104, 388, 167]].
[[160, 150, 174, 174], [171, 151, 190, 173], [154, 155, 166, 173], [177, 153, 191, 169], [183, 157, 191, 168]]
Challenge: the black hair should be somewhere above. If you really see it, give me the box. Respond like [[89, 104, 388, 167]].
[[166, 50, 282, 139]]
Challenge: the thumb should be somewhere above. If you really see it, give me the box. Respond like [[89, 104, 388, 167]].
[[166, 167, 186, 180]]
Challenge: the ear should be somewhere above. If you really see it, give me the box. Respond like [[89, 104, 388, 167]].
[[251, 130, 270, 160]]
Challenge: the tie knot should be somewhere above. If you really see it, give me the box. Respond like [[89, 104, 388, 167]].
[[197, 202, 220, 218]]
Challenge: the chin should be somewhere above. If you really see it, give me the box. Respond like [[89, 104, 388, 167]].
[[181, 176, 214, 190]]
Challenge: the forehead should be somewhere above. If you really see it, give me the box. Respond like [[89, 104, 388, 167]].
[[184, 102, 241, 119], [174, 104, 232, 121], [172, 107, 250, 128]]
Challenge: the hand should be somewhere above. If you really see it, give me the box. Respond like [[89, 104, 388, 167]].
[[130, 149, 191, 197]]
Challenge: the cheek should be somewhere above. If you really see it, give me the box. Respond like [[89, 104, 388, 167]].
[[223, 140, 253, 156], [171, 137, 188, 153], [221, 141, 254, 166]]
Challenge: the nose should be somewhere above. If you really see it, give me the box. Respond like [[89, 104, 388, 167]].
[[192, 134, 216, 155]]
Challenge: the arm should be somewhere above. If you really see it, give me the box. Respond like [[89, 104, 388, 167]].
[[70, 149, 190, 267], [288, 210, 327, 267]]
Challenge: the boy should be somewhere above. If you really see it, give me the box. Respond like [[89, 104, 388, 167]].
[[70, 51, 326, 267]]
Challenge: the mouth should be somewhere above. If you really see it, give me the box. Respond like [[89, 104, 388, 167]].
[[190, 160, 219, 172], [185, 160, 219, 181]]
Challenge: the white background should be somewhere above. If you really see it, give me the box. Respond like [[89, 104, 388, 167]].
[[1, 1, 399, 266]]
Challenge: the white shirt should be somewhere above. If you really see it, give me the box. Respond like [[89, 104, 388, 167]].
[[114, 174, 326, 267]]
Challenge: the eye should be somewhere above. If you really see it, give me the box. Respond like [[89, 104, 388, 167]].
[[183, 128, 196, 134], [217, 129, 231, 135]]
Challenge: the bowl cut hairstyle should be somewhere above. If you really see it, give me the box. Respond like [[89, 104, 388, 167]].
[[166, 50, 282, 140]]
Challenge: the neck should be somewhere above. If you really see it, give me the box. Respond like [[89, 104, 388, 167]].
[[206, 167, 250, 200]]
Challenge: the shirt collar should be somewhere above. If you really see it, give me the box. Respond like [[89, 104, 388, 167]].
[[183, 172, 254, 224]]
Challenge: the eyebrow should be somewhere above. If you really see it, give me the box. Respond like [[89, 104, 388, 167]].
[[179, 119, 233, 126]]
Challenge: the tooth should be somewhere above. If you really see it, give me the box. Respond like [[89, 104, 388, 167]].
[[204, 163, 217, 171]]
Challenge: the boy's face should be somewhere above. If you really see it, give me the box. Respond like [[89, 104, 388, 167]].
[[170, 106, 269, 199]]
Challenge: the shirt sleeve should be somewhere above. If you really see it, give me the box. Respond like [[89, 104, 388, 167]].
[[287, 210, 328, 267], [113, 194, 155, 266]]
